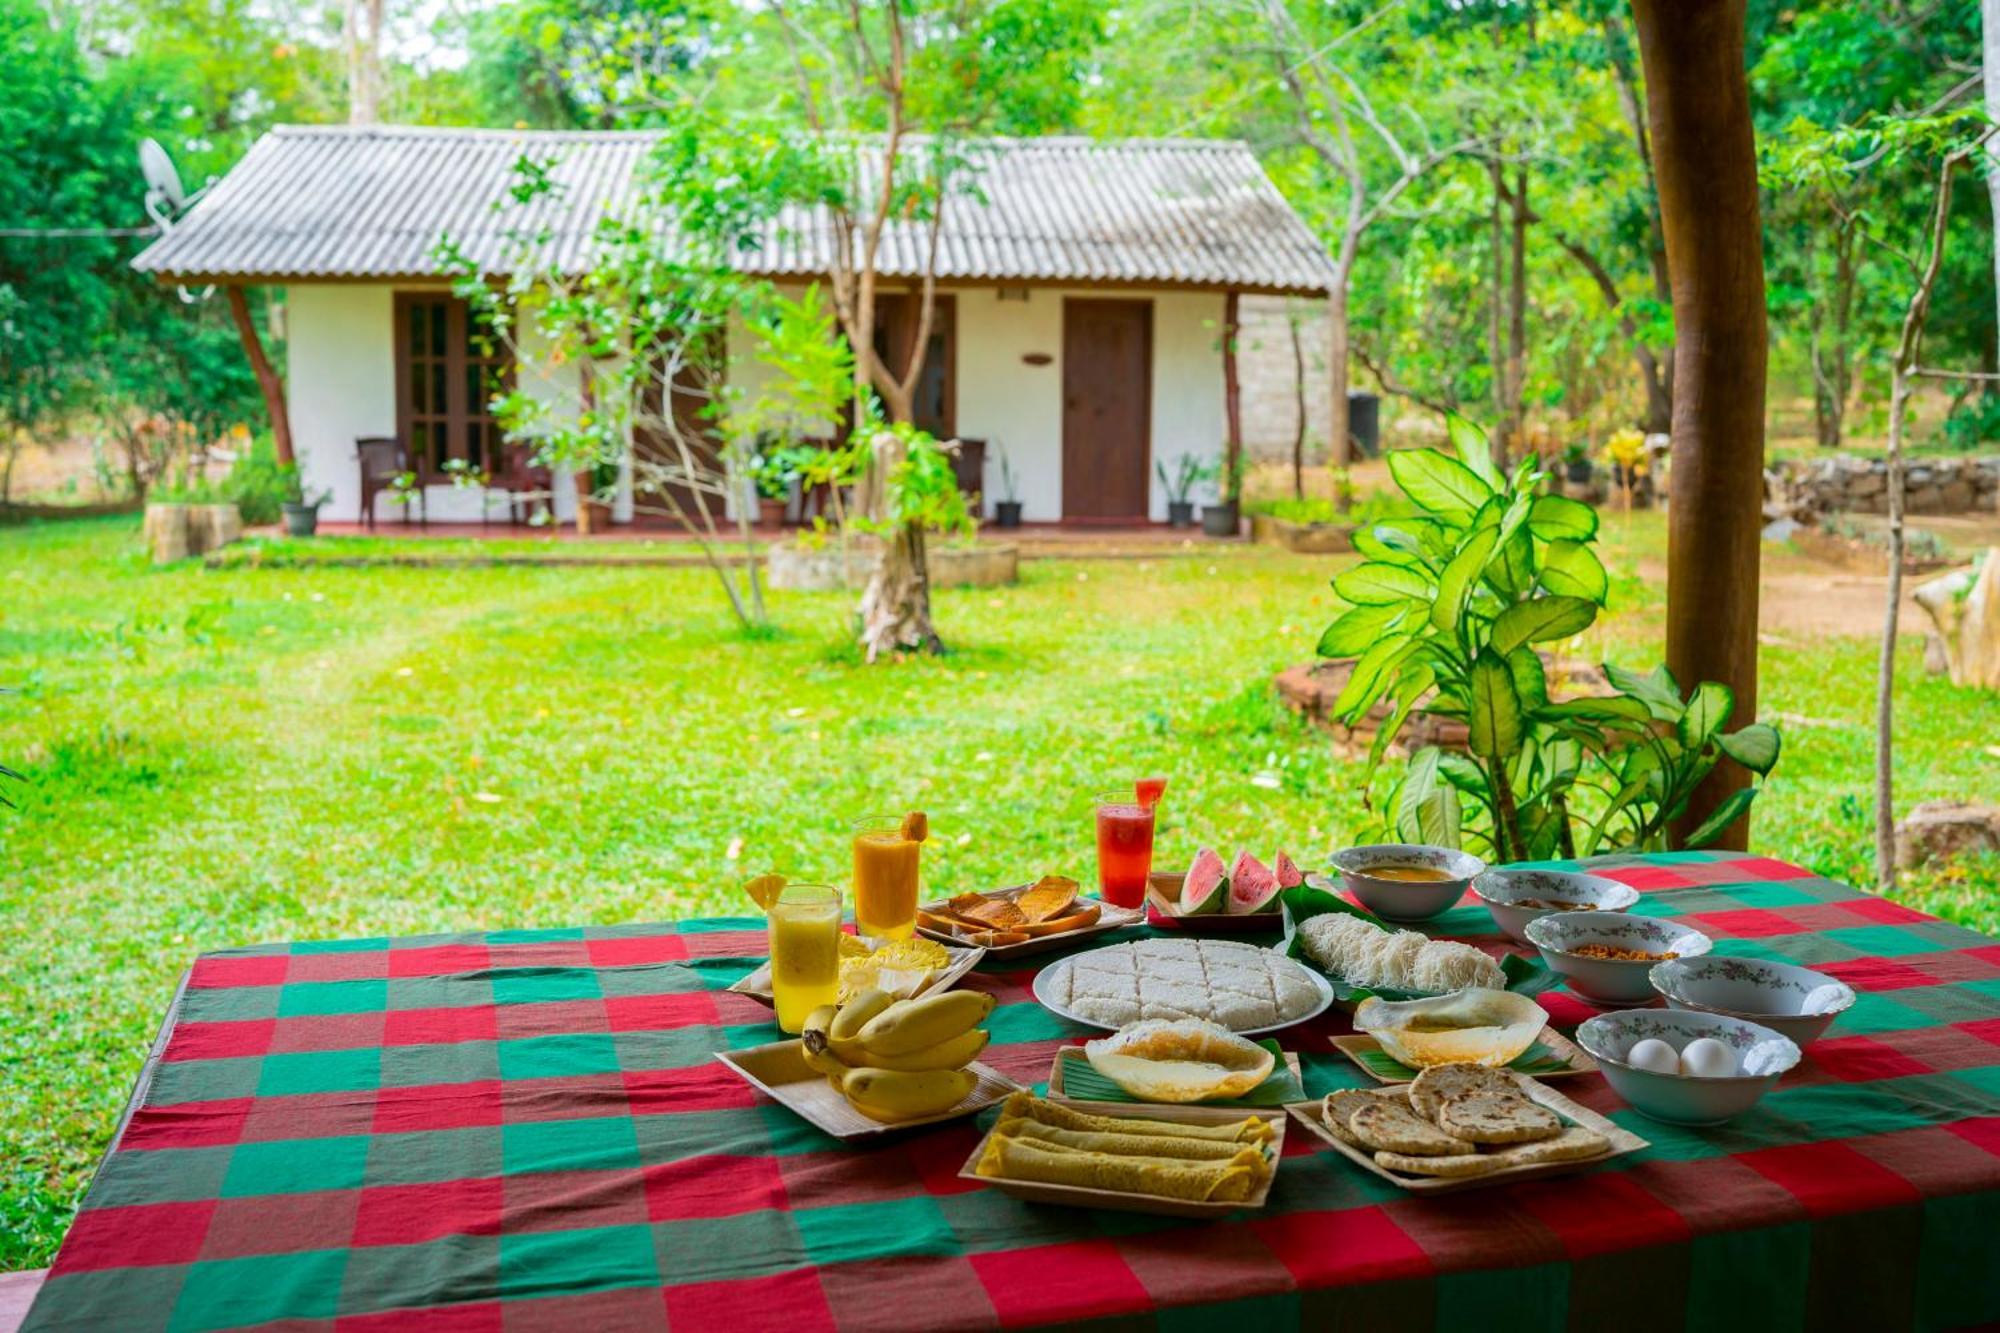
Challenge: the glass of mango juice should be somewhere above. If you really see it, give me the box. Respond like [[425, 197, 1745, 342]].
[[767, 883, 842, 1034], [852, 815, 923, 942]]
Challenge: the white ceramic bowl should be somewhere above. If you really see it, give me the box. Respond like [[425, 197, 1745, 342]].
[[1524, 911, 1712, 1006], [1649, 955, 1855, 1047], [1324, 844, 1485, 924], [1576, 1008, 1800, 1125], [1473, 868, 1641, 945]]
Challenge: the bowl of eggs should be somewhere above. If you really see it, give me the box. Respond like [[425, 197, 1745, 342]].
[[1523, 911, 1713, 1007], [1575, 1009, 1800, 1125], [1323, 844, 1485, 924], [1649, 955, 1855, 1048], [1472, 868, 1642, 945]]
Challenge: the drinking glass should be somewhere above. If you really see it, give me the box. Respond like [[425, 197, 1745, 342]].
[[1093, 790, 1155, 909], [851, 816, 922, 942], [767, 883, 842, 1034]]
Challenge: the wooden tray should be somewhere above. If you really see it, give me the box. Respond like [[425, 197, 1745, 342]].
[[715, 1040, 1018, 1141], [1330, 1029, 1598, 1084], [1285, 1074, 1647, 1194], [958, 1100, 1284, 1217], [1143, 874, 1283, 932], [726, 940, 986, 1007], [915, 888, 1143, 960], [1047, 1044, 1304, 1107]]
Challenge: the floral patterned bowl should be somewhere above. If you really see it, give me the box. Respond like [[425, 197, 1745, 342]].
[[1649, 955, 1854, 1047], [1473, 868, 1641, 945], [1523, 911, 1712, 1006], [1325, 844, 1485, 924], [1576, 1008, 1800, 1125]]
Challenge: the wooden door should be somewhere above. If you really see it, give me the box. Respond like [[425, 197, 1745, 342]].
[[872, 294, 956, 439], [1062, 299, 1152, 521], [632, 341, 722, 526]]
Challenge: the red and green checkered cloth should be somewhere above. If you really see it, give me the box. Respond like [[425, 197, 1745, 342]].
[[24, 851, 2000, 1331]]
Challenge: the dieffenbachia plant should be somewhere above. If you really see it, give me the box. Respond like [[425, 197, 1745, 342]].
[[1317, 417, 1780, 862]]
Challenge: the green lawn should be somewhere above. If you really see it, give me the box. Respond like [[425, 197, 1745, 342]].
[[1, 512, 1995, 1267]]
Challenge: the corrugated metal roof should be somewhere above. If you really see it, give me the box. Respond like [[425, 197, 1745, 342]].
[[132, 125, 1337, 295]]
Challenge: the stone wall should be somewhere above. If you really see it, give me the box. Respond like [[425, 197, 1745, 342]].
[[1783, 454, 2000, 515], [1237, 294, 1331, 462]]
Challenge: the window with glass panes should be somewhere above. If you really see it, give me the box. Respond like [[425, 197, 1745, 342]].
[[393, 293, 512, 480]]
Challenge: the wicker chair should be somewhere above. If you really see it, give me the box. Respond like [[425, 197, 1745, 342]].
[[356, 437, 425, 530]]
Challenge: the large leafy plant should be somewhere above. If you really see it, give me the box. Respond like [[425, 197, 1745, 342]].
[[1318, 418, 1779, 862]]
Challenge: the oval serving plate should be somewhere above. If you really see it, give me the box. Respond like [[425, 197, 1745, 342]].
[[1030, 950, 1336, 1039]]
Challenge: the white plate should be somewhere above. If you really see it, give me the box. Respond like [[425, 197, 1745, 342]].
[[1031, 947, 1336, 1038]]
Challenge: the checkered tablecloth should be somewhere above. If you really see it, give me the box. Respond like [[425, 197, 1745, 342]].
[[24, 852, 2000, 1331]]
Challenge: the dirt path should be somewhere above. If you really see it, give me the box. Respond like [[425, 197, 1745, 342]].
[[1640, 522, 1997, 640]]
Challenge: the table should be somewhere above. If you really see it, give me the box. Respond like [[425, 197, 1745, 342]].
[[23, 851, 2000, 1331]]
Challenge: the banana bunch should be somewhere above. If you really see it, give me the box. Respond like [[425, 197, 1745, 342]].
[[800, 987, 995, 1122]]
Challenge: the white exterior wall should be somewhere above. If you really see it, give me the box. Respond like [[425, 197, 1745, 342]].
[[287, 284, 584, 525], [297, 281, 1227, 526], [732, 284, 1228, 522]]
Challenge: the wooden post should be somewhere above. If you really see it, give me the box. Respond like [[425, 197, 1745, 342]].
[[226, 286, 294, 467], [1223, 292, 1243, 497], [1630, 0, 1768, 849]]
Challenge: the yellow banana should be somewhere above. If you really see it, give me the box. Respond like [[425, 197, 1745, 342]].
[[840, 1066, 977, 1121], [830, 988, 897, 1044], [800, 1005, 839, 1042], [800, 1038, 854, 1080], [856, 990, 995, 1056], [849, 1028, 988, 1073], [798, 1009, 855, 1080]]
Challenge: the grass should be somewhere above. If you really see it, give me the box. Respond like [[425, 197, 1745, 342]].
[[2, 511, 1996, 1268]]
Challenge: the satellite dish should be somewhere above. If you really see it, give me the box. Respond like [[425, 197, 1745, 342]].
[[140, 138, 186, 212], [138, 138, 215, 303]]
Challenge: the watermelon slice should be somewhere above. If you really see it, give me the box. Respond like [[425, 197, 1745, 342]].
[[1273, 851, 1305, 890], [1178, 847, 1228, 915], [1136, 776, 1167, 809], [1226, 850, 1281, 914]]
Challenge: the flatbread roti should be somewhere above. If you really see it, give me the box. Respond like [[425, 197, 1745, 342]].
[[1436, 1091, 1562, 1145], [1349, 1100, 1475, 1157], [1408, 1062, 1518, 1121]]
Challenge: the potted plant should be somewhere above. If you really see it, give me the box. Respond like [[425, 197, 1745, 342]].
[[1562, 440, 1594, 486], [580, 459, 618, 533], [752, 441, 791, 530], [1156, 453, 1207, 528], [280, 465, 331, 538], [992, 450, 1024, 528], [1201, 452, 1242, 537]]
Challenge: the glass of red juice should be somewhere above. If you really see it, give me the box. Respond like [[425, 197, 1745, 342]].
[[1093, 790, 1155, 908]]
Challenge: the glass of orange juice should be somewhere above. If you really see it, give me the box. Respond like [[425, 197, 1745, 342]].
[[767, 883, 842, 1034], [852, 816, 922, 941]]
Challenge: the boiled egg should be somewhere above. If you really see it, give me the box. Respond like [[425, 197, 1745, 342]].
[[1626, 1037, 1679, 1074], [1678, 1036, 1737, 1078]]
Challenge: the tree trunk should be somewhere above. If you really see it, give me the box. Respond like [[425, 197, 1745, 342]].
[[1984, 0, 2000, 342], [1224, 290, 1244, 501], [345, 0, 384, 124], [1631, 0, 1768, 851], [1507, 163, 1529, 461], [226, 286, 293, 467], [1289, 311, 1306, 499], [857, 432, 942, 661], [1327, 278, 1352, 466], [1876, 367, 1912, 887], [1487, 159, 1507, 445]]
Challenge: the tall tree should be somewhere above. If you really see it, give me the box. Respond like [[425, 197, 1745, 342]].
[[1252, 0, 1484, 466], [1631, 0, 1768, 850], [345, 0, 385, 124]]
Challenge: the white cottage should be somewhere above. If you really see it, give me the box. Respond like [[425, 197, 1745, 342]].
[[133, 125, 1335, 526]]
